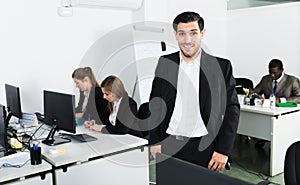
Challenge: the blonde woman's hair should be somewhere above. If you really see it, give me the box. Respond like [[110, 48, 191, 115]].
[[72, 67, 100, 87], [101, 75, 126, 113]]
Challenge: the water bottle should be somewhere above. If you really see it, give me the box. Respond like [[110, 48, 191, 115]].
[[270, 92, 276, 109]]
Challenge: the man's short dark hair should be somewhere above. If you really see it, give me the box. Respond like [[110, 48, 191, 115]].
[[173, 11, 204, 31], [269, 59, 283, 70]]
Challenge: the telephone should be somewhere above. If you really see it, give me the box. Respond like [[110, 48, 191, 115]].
[[9, 138, 23, 149], [35, 112, 45, 123]]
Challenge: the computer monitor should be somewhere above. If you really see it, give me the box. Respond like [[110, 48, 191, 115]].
[[5, 84, 22, 123], [156, 153, 254, 185], [0, 104, 8, 154], [42, 90, 76, 146]]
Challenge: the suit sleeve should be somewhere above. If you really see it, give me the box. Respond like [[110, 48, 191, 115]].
[[215, 60, 240, 156], [75, 90, 84, 113], [286, 77, 300, 104], [149, 57, 167, 145], [252, 82, 263, 95], [102, 97, 137, 135], [250, 75, 271, 97]]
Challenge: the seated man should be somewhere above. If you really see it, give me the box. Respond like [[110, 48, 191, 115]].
[[252, 59, 300, 104], [252, 59, 300, 148]]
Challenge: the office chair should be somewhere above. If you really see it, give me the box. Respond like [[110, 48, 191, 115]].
[[235, 77, 255, 142], [234, 76, 266, 148], [235, 77, 254, 94], [137, 102, 150, 139], [129, 102, 150, 138], [235, 77, 269, 147], [284, 141, 300, 185]]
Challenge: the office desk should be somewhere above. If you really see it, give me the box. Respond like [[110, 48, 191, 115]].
[[0, 155, 52, 185], [41, 128, 149, 185], [238, 105, 300, 176]]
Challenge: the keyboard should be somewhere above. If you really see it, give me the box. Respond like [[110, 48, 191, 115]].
[[60, 133, 97, 142]]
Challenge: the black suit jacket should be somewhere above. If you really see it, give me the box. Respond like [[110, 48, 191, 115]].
[[75, 86, 110, 124], [149, 50, 240, 156], [102, 93, 138, 135]]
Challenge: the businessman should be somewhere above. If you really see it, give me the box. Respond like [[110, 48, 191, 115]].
[[252, 59, 300, 103], [149, 11, 240, 171]]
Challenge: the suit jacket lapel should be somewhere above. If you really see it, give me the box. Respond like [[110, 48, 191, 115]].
[[267, 78, 273, 93], [199, 51, 208, 110], [170, 51, 180, 97], [276, 74, 287, 93]]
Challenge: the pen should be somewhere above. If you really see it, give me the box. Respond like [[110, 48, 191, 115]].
[[87, 113, 91, 128]]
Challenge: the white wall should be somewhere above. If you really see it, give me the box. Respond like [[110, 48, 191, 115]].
[[0, 0, 132, 113], [7, 0, 297, 114], [130, 0, 228, 105], [144, 0, 228, 58], [0, 0, 230, 113], [228, 0, 278, 10], [227, 2, 300, 85]]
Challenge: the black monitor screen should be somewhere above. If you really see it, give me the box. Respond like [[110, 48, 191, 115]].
[[44, 90, 76, 134], [156, 153, 254, 185], [5, 84, 22, 120], [0, 104, 8, 153]]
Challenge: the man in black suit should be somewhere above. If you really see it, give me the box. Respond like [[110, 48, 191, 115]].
[[149, 11, 240, 171]]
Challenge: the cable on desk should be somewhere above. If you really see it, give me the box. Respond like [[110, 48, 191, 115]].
[[0, 159, 30, 169], [28, 123, 46, 141], [10, 123, 47, 150]]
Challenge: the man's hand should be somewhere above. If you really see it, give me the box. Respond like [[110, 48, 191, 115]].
[[150, 145, 162, 159], [208, 151, 228, 171]]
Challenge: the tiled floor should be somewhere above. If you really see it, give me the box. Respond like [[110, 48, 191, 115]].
[[149, 135, 285, 185], [225, 135, 284, 184]]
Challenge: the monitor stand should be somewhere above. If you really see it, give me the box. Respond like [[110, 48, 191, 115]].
[[42, 136, 71, 146], [42, 125, 71, 146]]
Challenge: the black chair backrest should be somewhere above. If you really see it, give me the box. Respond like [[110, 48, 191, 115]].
[[284, 141, 300, 185], [137, 102, 150, 138], [235, 78, 254, 94]]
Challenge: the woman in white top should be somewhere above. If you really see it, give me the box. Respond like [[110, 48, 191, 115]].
[[85, 75, 138, 135]]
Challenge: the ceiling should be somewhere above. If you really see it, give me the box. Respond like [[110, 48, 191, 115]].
[[228, 0, 300, 10]]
